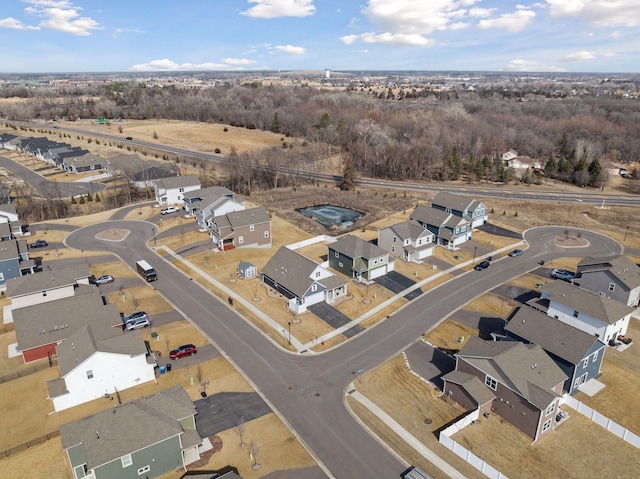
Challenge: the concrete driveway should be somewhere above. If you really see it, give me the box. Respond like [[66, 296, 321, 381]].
[[375, 271, 423, 300], [195, 392, 271, 438], [154, 343, 220, 369], [477, 223, 522, 239]]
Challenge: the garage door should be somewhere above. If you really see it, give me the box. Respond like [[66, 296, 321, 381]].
[[369, 265, 387, 279]]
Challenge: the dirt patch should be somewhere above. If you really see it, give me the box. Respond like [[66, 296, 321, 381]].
[[95, 228, 129, 241], [554, 233, 589, 247]]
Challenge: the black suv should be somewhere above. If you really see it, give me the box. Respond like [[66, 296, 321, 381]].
[[474, 260, 491, 271]]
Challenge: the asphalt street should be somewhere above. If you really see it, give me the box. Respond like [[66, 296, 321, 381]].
[[64, 221, 622, 479]]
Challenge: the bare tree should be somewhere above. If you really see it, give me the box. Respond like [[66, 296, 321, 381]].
[[248, 441, 260, 470], [234, 417, 246, 447]]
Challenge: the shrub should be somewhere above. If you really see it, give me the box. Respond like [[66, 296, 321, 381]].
[[214, 148, 221, 154]]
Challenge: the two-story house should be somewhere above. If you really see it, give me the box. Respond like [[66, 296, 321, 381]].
[[60, 385, 202, 479], [262, 246, 348, 314], [377, 219, 435, 262], [443, 336, 567, 442], [62, 153, 105, 173], [0, 237, 34, 289], [209, 206, 271, 251], [574, 255, 640, 307], [328, 235, 393, 283], [537, 280, 635, 345], [504, 306, 606, 394], [430, 192, 488, 228], [153, 175, 201, 206], [410, 205, 470, 249], [194, 189, 244, 229]]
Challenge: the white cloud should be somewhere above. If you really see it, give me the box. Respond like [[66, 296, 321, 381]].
[[341, 32, 433, 46], [504, 58, 567, 71], [449, 22, 469, 30], [131, 58, 258, 71], [468, 7, 495, 18], [562, 50, 597, 62], [546, 0, 640, 28], [112, 27, 145, 38], [274, 44, 306, 54], [0, 17, 38, 30], [477, 9, 536, 32], [24, 0, 102, 36], [241, 0, 315, 19]]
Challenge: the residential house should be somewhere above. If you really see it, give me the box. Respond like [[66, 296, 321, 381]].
[[209, 207, 271, 251], [504, 306, 606, 394], [2, 135, 22, 151], [574, 255, 640, 307], [503, 156, 542, 176], [0, 133, 17, 149], [184, 186, 237, 217], [537, 280, 635, 345], [19, 137, 60, 156], [48, 320, 156, 411], [194, 189, 244, 229], [443, 336, 567, 442], [60, 385, 202, 479], [378, 219, 435, 262], [261, 246, 348, 314], [62, 153, 105, 173], [410, 205, 470, 249], [430, 192, 488, 229], [501, 149, 518, 162], [154, 175, 201, 206], [328, 235, 393, 283], [41, 146, 86, 167], [0, 238, 35, 289], [0, 204, 20, 223], [6, 263, 91, 310], [132, 166, 177, 188], [12, 285, 114, 363]]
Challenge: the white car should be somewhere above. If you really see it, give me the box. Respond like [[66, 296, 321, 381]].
[[160, 206, 179, 215]]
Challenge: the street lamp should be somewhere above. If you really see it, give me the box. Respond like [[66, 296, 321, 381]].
[[473, 246, 477, 265], [287, 322, 291, 346], [152, 226, 157, 246], [624, 226, 629, 242]]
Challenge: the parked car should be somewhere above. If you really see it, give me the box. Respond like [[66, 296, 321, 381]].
[[474, 260, 491, 271], [508, 249, 523, 257], [30, 239, 48, 248], [125, 316, 150, 331], [93, 274, 114, 285], [170, 344, 197, 359], [551, 269, 574, 281], [125, 311, 149, 323], [160, 206, 179, 215]]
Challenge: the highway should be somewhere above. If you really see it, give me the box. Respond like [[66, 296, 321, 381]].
[[65, 222, 622, 478]]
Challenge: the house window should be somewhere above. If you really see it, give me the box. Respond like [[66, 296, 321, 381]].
[[545, 402, 555, 416], [315, 272, 321, 278], [42, 290, 47, 297], [609, 283, 615, 292], [573, 310, 579, 318], [137, 465, 150, 475], [86, 370, 94, 379], [312, 284, 317, 292], [542, 418, 552, 433], [264, 231, 269, 238], [485, 375, 497, 390], [393, 236, 397, 243], [583, 358, 589, 368], [250, 224, 255, 232], [238, 236, 244, 244], [592, 351, 599, 362], [335, 251, 339, 258], [391, 246, 395, 253], [179, 187, 185, 193], [338, 262, 343, 268], [121, 454, 133, 468]]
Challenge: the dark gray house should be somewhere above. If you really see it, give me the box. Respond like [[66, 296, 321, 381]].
[[60, 385, 202, 479], [575, 255, 640, 307], [504, 306, 606, 394], [0, 238, 33, 289], [430, 192, 488, 228], [410, 205, 470, 249], [328, 235, 393, 283], [62, 153, 105, 173]]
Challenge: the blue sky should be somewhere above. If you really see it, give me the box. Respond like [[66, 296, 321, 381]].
[[0, 0, 638, 73]]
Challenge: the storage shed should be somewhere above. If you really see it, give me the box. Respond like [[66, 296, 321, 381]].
[[238, 261, 257, 279]]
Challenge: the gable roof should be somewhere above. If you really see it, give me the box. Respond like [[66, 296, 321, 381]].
[[132, 166, 176, 182], [6, 263, 91, 298], [541, 280, 635, 324], [505, 306, 604, 364], [154, 175, 200, 190], [410, 205, 469, 229], [184, 185, 235, 201], [384, 219, 432, 241], [261, 246, 320, 299], [329, 235, 388, 260], [431, 192, 477, 213], [62, 153, 103, 168], [60, 385, 198, 471], [577, 255, 640, 290], [0, 240, 19, 261], [457, 336, 566, 410], [214, 206, 270, 230], [441, 370, 496, 406]]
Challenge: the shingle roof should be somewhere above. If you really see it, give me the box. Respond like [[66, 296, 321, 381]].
[[457, 336, 566, 410], [542, 280, 635, 324], [0, 240, 19, 261], [223, 206, 270, 229], [60, 385, 198, 470], [261, 246, 319, 299], [329, 235, 388, 260], [431, 192, 475, 213], [385, 219, 432, 241], [62, 153, 104, 168], [132, 166, 176, 182], [184, 185, 235, 201], [154, 175, 200, 190], [410, 205, 468, 229], [6, 264, 91, 298], [506, 306, 604, 364], [577, 255, 640, 290], [441, 370, 496, 406]]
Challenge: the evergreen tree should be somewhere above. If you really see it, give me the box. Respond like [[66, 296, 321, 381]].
[[340, 161, 356, 191], [271, 112, 281, 133], [544, 155, 558, 177], [587, 158, 603, 187]]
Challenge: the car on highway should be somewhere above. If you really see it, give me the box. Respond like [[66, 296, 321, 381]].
[[170, 344, 197, 359], [93, 274, 114, 285], [508, 249, 523, 257], [160, 206, 179, 215], [551, 269, 575, 281], [30, 239, 48, 248], [474, 260, 491, 271], [125, 136, 133, 140]]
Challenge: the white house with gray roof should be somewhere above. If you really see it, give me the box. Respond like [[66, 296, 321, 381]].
[[194, 188, 244, 229], [153, 175, 201, 206], [377, 219, 435, 262], [431, 192, 488, 228], [538, 280, 635, 345], [575, 255, 640, 307], [60, 385, 202, 479], [262, 246, 348, 314], [48, 320, 156, 412], [410, 205, 470, 249], [328, 235, 393, 282]]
